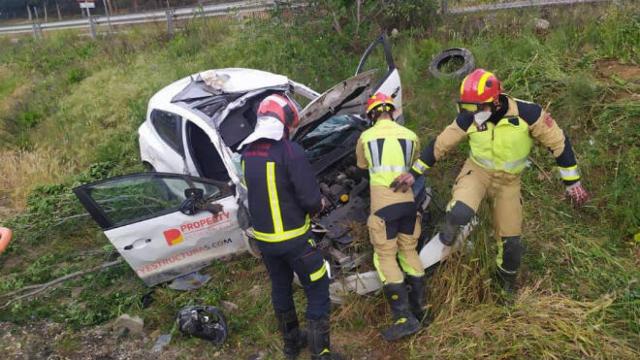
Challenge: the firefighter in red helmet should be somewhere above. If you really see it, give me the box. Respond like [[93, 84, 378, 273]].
[[394, 69, 589, 292], [240, 93, 342, 359]]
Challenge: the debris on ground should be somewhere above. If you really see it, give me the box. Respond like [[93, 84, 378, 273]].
[[168, 271, 211, 291], [113, 314, 144, 337], [534, 18, 550, 31], [151, 334, 172, 354], [220, 300, 239, 312]]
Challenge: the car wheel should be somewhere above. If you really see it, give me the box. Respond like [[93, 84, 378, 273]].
[[242, 229, 262, 259], [428, 48, 475, 79]]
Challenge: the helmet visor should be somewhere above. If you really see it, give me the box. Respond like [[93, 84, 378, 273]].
[[457, 102, 482, 113]]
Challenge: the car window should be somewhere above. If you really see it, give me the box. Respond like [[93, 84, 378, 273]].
[[85, 174, 223, 229], [151, 109, 184, 157]]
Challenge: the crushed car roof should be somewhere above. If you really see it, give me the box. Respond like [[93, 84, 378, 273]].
[[149, 68, 291, 106]]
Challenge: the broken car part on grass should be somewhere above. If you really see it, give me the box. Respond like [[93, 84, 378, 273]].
[[73, 35, 477, 300]]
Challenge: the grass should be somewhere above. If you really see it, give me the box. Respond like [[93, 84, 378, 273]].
[[1, 2, 639, 359]]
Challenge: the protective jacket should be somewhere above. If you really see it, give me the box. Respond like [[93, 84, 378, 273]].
[[356, 118, 424, 286], [242, 139, 322, 242], [356, 119, 421, 213], [411, 94, 580, 184]]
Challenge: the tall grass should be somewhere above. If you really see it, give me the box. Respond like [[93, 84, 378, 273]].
[[0, 3, 638, 358], [0, 149, 71, 211]]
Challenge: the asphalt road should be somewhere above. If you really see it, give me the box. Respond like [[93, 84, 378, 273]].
[[0, 0, 278, 35]]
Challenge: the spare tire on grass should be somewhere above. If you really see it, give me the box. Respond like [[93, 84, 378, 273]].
[[429, 48, 475, 79]]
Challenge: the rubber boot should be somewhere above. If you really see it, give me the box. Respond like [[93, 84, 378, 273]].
[[497, 268, 517, 294], [439, 216, 458, 246], [381, 283, 420, 341], [276, 310, 306, 360], [308, 317, 343, 360], [405, 275, 430, 324]]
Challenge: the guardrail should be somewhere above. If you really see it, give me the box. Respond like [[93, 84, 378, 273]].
[[0, 0, 618, 38], [0, 0, 280, 36], [445, 0, 613, 14]]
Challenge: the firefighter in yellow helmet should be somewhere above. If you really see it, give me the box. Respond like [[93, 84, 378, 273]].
[[356, 92, 427, 341], [394, 69, 590, 292]]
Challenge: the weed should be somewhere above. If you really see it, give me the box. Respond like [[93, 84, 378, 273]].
[[0, 3, 639, 358]]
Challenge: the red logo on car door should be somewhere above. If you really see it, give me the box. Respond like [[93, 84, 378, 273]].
[[164, 228, 184, 246]]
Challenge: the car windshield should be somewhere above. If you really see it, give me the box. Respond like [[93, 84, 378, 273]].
[[300, 115, 364, 161]]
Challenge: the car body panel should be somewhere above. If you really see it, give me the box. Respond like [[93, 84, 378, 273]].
[[78, 35, 414, 287]]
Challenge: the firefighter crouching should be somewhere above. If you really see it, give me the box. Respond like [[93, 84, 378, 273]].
[[239, 93, 342, 359], [394, 69, 590, 292], [356, 92, 428, 342]]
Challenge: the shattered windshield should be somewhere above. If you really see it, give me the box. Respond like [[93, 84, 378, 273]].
[[300, 115, 365, 161]]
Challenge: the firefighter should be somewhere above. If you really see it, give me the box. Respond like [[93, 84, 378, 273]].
[[239, 93, 342, 360], [356, 92, 427, 342], [394, 69, 590, 292]]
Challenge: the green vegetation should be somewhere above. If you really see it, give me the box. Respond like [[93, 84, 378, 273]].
[[1, 2, 639, 358]]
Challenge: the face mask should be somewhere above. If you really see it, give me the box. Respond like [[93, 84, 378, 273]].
[[473, 111, 492, 127]]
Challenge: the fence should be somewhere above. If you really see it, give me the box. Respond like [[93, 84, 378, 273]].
[[0, 0, 620, 39], [443, 0, 613, 14]]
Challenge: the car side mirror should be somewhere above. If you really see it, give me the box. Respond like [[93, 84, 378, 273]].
[[180, 188, 205, 215], [184, 188, 204, 201]]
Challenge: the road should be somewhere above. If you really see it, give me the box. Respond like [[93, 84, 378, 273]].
[[0, 0, 282, 35]]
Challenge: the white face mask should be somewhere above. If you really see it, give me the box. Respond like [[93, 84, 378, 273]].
[[473, 111, 492, 127]]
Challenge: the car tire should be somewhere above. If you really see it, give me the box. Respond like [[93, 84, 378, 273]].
[[242, 229, 262, 259], [428, 48, 475, 79]]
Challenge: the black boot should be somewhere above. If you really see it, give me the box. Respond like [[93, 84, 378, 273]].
[[497, 268, 517, 294], [405, 275, 430, 324], [276, 310, 306, 360], [308, 317, 343, 360], [439, 217, 458, 246], [381, 283, 420, 341]]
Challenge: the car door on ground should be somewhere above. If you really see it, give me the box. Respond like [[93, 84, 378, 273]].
[[74, 173, 245, 286]]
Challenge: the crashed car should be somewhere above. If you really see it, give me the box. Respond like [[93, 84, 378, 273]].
[[74, 35, 441, 291]]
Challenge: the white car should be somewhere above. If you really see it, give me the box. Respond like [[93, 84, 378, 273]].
[[74, 35, 435, 288]]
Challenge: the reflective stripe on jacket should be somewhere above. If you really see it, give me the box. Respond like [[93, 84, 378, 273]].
[[242, 139, 322, 242], [357, 119, 419, 187], [411, 95, 581, 184], [467, 116, 533, 174]]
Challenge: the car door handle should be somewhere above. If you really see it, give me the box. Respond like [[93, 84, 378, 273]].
[[124, 238, 152, 250]]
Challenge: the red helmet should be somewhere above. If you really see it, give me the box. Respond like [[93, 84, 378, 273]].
[[459, 69, 501, 105], [257, 93, 300, 131], [366, 92, 395, 116]]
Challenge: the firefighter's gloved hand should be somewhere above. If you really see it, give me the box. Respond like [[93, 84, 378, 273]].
[[566, 181, 589, 208], [205, 202, 224, 215], [391, 173, 415, 192]]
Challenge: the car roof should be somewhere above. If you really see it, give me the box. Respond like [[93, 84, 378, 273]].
[[150, 68, 291, 107]]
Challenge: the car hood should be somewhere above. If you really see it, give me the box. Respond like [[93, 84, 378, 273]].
[[293, 70, 377, 140]]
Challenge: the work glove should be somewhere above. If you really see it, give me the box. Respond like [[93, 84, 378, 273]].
[[565, 181, 590, 208], [390, 173, 415, 193]]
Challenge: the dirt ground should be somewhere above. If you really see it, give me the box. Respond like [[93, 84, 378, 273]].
[[596, 59, 640, 81], [0, 321, 162, 360]]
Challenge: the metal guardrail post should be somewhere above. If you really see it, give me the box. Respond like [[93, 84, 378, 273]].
[[89, 15, 97, 39], [166, 9, 175, 36]]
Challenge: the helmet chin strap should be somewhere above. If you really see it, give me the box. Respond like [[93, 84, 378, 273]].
[[369, 110, 394, 123]]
